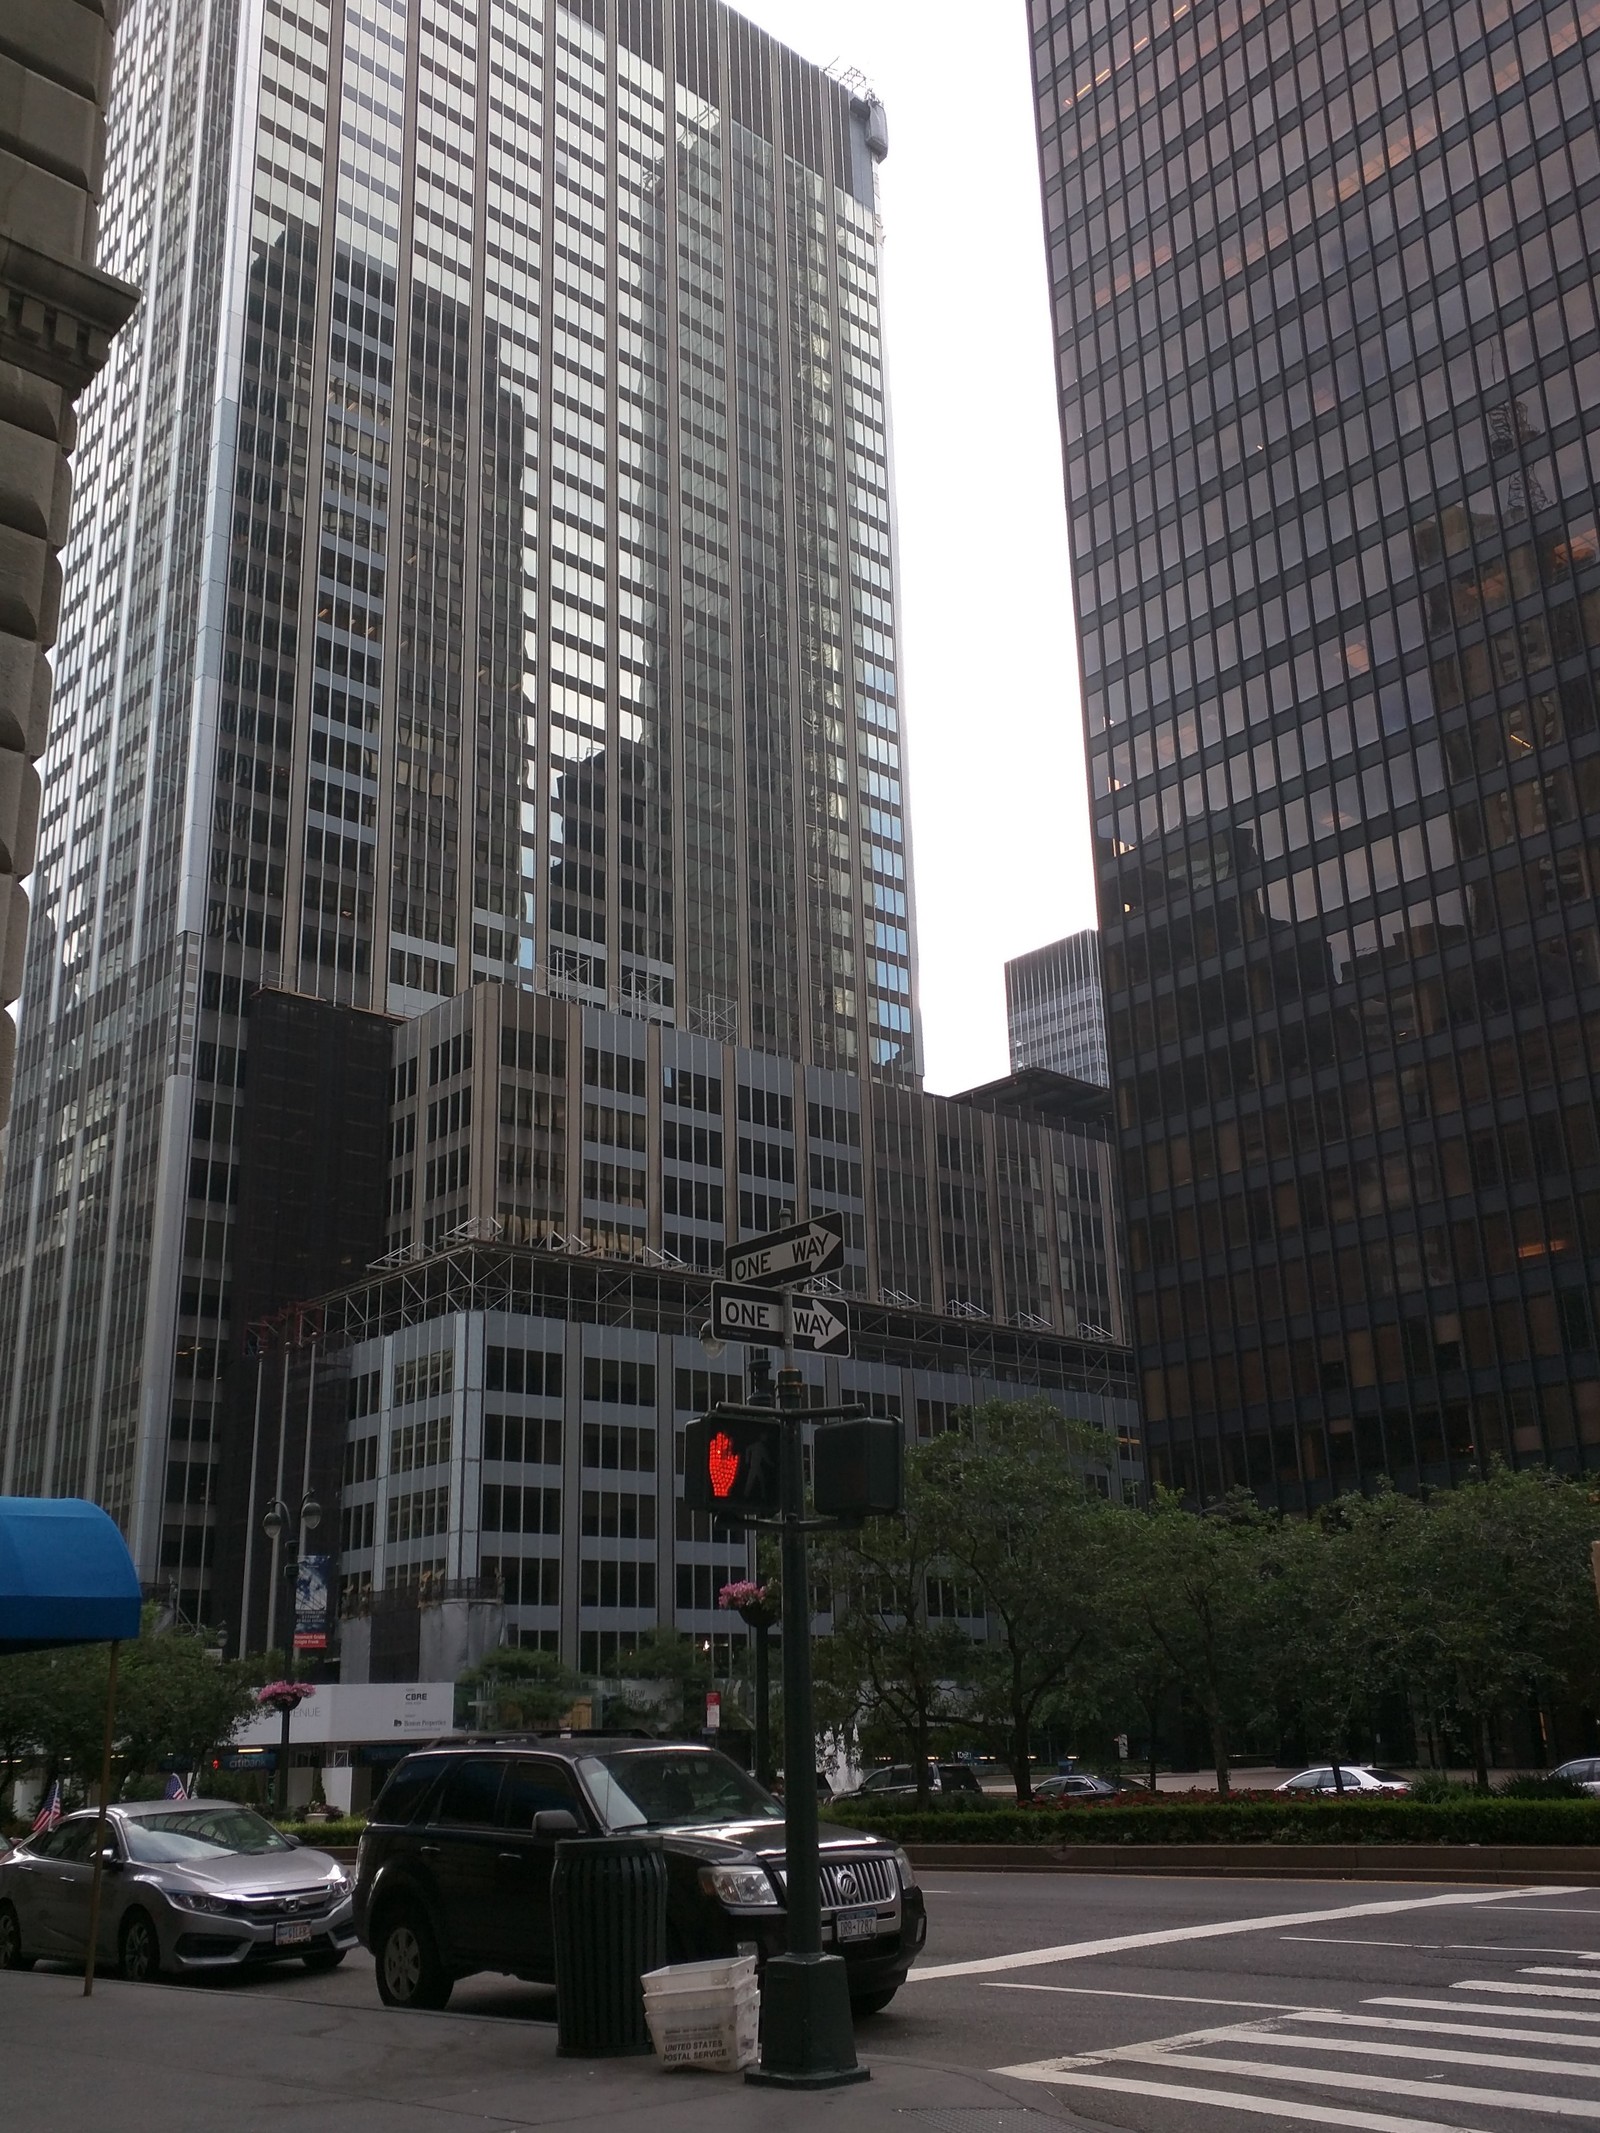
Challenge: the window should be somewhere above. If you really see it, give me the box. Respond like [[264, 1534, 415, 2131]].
[[434, 1758, 506, 1826], [581, 1421, 656, 1472], [486, 1347, 562, 1397], [583, 1358, 656, 1404], [480, 1484, 561, 1534], [483, 1413, 562, 1463], [502, 1760, 584, 1829]]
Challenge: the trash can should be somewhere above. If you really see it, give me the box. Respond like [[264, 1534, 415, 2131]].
[[551, 1834, 669, 2057]]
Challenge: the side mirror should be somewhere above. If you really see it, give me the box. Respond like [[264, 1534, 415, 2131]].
[[533, 1809, 581, 1836], [99, 1848, 120, 1868]]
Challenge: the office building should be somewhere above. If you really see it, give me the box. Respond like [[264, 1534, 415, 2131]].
[[0, 0, 915, 1609], [1031, 0, 1600, 1501], [213, 979, 1132, 1642], [266, 1241, 1137, 1676], [0, 0, 136, 1138], [1006, 929, 1109, 1084]]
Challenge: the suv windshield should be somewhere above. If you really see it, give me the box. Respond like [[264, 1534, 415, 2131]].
[[579, 1749, 782, 1830], [121, 1808, 294, 1863]]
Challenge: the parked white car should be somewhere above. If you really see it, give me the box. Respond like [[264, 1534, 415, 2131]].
[[1275, 1766, 1411, 1797], [1550, 1759, 1600, 1795]]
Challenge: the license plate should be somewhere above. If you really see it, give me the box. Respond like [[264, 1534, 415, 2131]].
[[834, 1907, 879, 1943], [275, 1920, 314, 1946]]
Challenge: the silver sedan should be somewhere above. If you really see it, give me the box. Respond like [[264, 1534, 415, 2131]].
[[0, 1800, 355, 1981]]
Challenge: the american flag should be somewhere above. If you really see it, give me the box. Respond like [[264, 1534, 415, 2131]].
[[30, 1781, 61, 1837], [163, 1773, 188, 1801]]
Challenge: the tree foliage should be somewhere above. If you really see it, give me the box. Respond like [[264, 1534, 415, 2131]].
[[817, 1402, 1600, 1794], [456, 1645, 584, 1732]]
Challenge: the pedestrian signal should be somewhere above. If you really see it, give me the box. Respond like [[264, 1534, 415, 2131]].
[[683, 1408, 783, 1518]]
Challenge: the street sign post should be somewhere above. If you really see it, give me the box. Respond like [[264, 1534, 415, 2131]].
[[711, 1281, 850, 1358], [724, 1211, 845, 1289]]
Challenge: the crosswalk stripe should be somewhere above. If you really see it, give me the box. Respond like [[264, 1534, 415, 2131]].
[[1526, 1969, 1600, 1981], [1376, 1998, 1600, 2025], [1126, 2048, 1600, 2116], [1216, 2028, 1600, 2078], [1298, 2011, 1600, 2050], [1454, 1980, 1600, 2002], [995, 2065, 1496, 2132]]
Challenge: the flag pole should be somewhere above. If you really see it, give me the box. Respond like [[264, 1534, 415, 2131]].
[[82, 1639, 120, 1997]]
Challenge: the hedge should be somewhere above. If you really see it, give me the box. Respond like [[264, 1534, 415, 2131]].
[[820, 1797, 1600, 1847], [273, 1817, 367, 1846]]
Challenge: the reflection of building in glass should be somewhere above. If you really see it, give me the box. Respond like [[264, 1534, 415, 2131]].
[[1006, 931, 1109, 1085], [0, 0, 917, 1625], [1032, 0, 1600, 1503]]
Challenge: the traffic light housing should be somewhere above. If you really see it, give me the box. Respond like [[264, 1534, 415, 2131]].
[[683, 1407, 784, 1517], [812, 1417, 903, 1522]]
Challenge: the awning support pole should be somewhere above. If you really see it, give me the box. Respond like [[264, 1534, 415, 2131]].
[[82, 1638, 120, 1997]]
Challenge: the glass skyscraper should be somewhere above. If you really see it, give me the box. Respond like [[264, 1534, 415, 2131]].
[[1006, 930, 1110, 1084], [0, 0, 914, 1601], [1031, 0, 1600, 1504]]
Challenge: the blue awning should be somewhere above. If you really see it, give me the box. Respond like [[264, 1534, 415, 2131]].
[[0, 1498, 143, 1652]]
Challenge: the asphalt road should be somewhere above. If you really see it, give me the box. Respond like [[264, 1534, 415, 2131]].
[[19, 1871, 1600, 2129]]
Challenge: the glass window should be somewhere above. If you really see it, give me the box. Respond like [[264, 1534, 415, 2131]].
[[434, 1758, 508, 1826], [502, 1759, 584, 1829]]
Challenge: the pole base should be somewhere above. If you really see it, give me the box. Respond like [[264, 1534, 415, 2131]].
[[745, 1953, 869, 2089]]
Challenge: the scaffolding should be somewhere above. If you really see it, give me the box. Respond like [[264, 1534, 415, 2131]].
[[279, 1242, 1135, 1405]]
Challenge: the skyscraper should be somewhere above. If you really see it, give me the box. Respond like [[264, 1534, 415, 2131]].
[[0, 0, 915, 1598], [1006, 930, 1109, 1084], [1031, 0, 1600, 1503]]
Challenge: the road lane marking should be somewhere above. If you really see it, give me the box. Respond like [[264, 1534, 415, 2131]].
[[1524, 1968, 1600, 1979], [1298, 2011, 1600, 2047], [1217, 2029, 1600, 2078], [1117, 2049, 1600, 2115], [1376, 1997, 1600, 2024], [1281, 1935, 1445, 1949], [994, 2066, 1494, 2131], [906, 1885, 1584, 1983], [1454, 1979, 1600, 2001], [982, 1983, 1330, 2011]]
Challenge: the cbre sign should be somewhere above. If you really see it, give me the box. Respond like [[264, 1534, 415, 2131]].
[[683, 1408, 784, 1518]]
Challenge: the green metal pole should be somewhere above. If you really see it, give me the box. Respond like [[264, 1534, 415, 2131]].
[[745, 1345, 865, 2089]]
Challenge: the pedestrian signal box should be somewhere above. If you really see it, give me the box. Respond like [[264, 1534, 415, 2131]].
[[812, 1417, 903, 1522], [683, 1408, 784, 1518]]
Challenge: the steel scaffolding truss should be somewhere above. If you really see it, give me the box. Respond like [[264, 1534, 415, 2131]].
[[295, 1243, 1134, 1403]]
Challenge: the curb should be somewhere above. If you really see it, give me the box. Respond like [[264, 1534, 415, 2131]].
[[903, 1841, 1600, 1883]]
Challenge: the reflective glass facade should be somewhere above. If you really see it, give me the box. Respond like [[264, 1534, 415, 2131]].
[[1006, 929, 1111, 1083], [0, 0, 915, 1614], [1031, 0, 1600, 1503]]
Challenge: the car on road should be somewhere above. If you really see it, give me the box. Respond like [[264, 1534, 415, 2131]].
[[832, 1760, 986, 1806], [1549, 1758, 1600, 1794], [1275, 1765, 1411, 1796], [353, 1738, 926, 2017], [0, 1801, 356, 1981], [1032, 1772, 1146, 1802]]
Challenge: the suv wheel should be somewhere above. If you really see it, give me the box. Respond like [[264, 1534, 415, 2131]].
[[0, 1902, 33, 1970], [852, 1987, 897, 2016], [374, 1908, 452, 2011]]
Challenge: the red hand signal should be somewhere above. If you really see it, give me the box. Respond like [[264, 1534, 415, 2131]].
[[708, 1430, 740, 1499]]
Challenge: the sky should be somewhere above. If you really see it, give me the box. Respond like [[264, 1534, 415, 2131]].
[[737, 0, 1098, 1093]]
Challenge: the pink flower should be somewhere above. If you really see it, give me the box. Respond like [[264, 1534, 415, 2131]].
[[718, 1581, 767, 1610], [256, 1680, 317, 1708]]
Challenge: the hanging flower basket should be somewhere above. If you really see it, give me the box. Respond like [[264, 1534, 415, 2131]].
[[256, 1680, 317, 1713], [718, 1580, 780, 1629]]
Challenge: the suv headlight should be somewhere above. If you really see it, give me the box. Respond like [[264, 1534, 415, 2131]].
[[328, 1872, 351, 1897], [891, 1847, 917, 1891], [699, 1864, 779, 1909]]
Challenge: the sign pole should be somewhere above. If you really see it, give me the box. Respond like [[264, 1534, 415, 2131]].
[[746, 1309, 866, 2089]]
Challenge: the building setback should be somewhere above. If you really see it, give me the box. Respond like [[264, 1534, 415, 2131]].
[[1031, 0, 1600, 1502], [0, 0, 918, 1605], [211, 978, 1131, 1642], [1006, 930, 1110, 1085], [243, 1243, 1137, 1677]]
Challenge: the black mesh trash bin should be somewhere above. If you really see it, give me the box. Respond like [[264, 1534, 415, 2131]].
[[551, 1834, 669, 2057]]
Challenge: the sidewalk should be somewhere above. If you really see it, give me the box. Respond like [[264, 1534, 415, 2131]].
[[1, 1969, 1065, 2133]]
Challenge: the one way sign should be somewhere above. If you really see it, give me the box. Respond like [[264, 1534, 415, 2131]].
[[710, 1282, 852, 1357], [723, 1211, 846, 1289]]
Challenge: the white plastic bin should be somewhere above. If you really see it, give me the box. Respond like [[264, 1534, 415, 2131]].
[[641, 1954, 760, 2072]]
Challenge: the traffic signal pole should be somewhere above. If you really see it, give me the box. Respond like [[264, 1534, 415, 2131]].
[[744, 1327, 868, 2089]]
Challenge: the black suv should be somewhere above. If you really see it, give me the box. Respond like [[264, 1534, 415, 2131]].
[[836, 1760, 986, 1806], [353, 1738, 926, 2016]]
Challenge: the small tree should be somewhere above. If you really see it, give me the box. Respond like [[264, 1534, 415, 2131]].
[[1123, 1489, 1276, 1798], [456, 1645, 583, 1732], [915, 1400, 1120, 1802], [605, 1628, 715, 1734]]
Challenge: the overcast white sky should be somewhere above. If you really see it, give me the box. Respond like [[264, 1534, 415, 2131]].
[[737, 0, 1098, 1093]]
